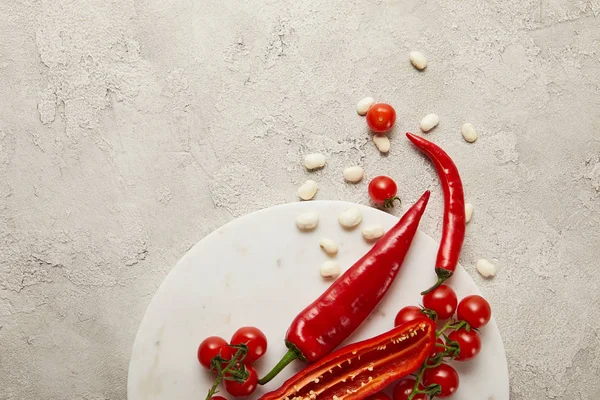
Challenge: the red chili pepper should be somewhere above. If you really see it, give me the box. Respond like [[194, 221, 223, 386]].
[[259, 191, 430, 385], [405, 133, 466, 294], [259, 318, 436, 400]]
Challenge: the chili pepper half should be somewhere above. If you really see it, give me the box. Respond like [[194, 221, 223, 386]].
[[405, 133, 466, 294], [259, 318, 436, 400], [259, 191, 430, 385]]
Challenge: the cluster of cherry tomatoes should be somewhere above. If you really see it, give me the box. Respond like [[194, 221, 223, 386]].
[[362, 290, 491, 400], [394, 289, 492, 399], [198, 327, 268, 398]]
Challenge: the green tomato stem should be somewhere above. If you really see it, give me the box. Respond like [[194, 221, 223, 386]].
[[205, 345, 248, 400]]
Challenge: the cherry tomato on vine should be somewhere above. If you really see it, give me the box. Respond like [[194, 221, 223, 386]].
[[422, 364, 459, 398], [230, 326, 268, 364], [393, 379, 426, 400], [210, 397, 228, 400], [422, 285, 457, 320], [456, 295, 492, 328], [369, 176, 400, 207], [365, 391, 392, 400], [198, 336, 233, 369], [447, 328, 481, 361], [366, 103, 396, 133], [429, 337, 446, 359], [224, 364, 258, 397], [394, 306, 423, 327]]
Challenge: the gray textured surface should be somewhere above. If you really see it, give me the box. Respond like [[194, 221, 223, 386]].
[[1, 0, 599, 399]]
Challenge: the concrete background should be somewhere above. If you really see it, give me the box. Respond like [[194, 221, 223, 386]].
[[1, 0, 599, 399]]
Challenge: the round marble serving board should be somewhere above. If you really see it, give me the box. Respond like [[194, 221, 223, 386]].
[[128, 200, 509, 400]]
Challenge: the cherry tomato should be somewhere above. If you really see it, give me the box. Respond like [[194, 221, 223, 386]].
[[198, 336, 233, 369], [429, 337, 446, 359], [365, 391, 392, 400], [422, 364, 459, 398], [224, 364, 258, 397], [422, 285, 457, 320], [447, 328, 481, 361], [393, 379, 426, 400], [394, 306, 423, 327], [230, 326, 268, 364], [369, 176, 398, 206], [366, 103, 396, 133], [211, 397, 228, 400], [456, 295, 492, 328]]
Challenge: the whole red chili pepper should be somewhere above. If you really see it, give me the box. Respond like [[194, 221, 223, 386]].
[[259, 191, 430, 385], [405, 133, 466, 294], [259, 318, 436, 400]]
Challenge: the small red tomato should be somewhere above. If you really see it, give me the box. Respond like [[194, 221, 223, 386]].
[[366, 103, 396, 133], [230, 326, 268, 364], [211, 397, 228, 400], [422, 364, 459, 398], [224, 364, 258, 397], [365, 391, 392, 400], [368, 176, 399, 207], [393, 379, 426, 400], [198, 336, 233, 370], [456, 295, 492, 328], [447, 328, 482, 361], [422, 285, 458, 320], [429, 337, 446, 359], [394, 306, 423, 327]]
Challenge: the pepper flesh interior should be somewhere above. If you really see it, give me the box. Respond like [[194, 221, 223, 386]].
[[280, 322, 431, 400]]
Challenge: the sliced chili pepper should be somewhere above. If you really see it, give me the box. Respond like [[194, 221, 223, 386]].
[[259, 318, 436, 400], [259, 191, 431, 385], [405, 133, 466, 294]]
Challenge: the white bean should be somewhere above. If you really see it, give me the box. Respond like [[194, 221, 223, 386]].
[[373, 134, 390, 153], [420, 113, 439, 132], [298, 180, 318, 200], [319, 238, 339, 255], [409, 51, 428, 70], [304, 153, 326, 170], [320, 260, 341, 279], [343, 166, 364, 183], [361, 225, 385, 241], [356, 97, 375, 116], [476, 259, 497, 278], [461, 123, 478, 143], [296, 212, 319, 231], [338, 207, 363, 229], [465, 203, 474, 224]]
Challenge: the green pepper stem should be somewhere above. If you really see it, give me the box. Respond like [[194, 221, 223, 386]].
[[258, 348, 300, 385], [420, 269, 453, 295]]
